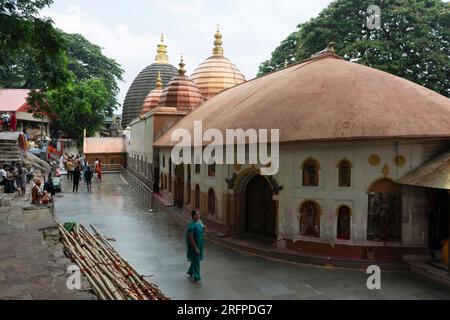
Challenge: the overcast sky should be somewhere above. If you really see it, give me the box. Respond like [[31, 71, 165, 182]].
[[42, 0, 333, 112]]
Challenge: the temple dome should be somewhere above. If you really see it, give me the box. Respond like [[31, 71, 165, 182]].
[[154, 47, 450, 147], [191, 29, 246, 100], [158, 56, 205, 112], [122, 35, 178, 126], [140, 71, 164, 116]]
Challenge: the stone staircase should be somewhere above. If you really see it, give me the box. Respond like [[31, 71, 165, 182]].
[[0, 139, 22, 166]]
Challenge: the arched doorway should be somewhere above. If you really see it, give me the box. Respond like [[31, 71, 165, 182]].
[[245, 175, 276, 239], [367, 178, 402, 242], [174, 165, 184, 208]]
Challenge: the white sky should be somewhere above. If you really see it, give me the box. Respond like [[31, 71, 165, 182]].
[[42, 0, 333, 112]]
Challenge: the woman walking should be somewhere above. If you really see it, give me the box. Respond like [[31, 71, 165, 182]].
[[186, 211, 205, 284], [96, 160, 102, 183]]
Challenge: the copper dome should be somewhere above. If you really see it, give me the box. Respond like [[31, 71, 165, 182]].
[[158, 57, 205, 112], [191, 29, 246, 100], [155, 51, 450, 147], [140, 72, 164, 116]]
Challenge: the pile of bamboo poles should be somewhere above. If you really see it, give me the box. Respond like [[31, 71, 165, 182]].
[[56, 220, 170, 300]]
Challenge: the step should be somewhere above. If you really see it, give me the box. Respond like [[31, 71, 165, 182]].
[[409, 261, 450, 287]]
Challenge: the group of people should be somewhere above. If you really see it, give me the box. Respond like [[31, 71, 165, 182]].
[[59, 154, 102, 193], [0, 112, 17, 132], [0, 162, 34, 196]]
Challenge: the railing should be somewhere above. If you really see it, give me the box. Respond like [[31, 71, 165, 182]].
[[103, 164, 157, 212], [102, 164, 123, 172]]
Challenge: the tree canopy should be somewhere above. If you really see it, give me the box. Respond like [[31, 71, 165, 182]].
[[0, 0, 124, 142], [0, 0, 69, 89], [258, 0, 450, 97]]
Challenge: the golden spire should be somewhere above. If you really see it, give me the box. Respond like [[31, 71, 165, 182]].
[[213, 25, 224, 56], [155, 33, 169, 64], [178, 54, 186, 76], [155, 70, 163, 89]]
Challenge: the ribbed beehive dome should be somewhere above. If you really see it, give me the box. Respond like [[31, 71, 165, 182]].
[[121, 35, 178, 126], [140, 71, 164, 116], [191, 29, 246, 100], [158, 56, 205, 112]]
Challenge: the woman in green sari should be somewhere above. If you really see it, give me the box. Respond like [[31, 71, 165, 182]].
[[186, 211, 205, 284]]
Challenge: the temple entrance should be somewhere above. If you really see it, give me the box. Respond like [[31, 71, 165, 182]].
[[367, 178, 402, 242], [425, 189, 449, 261], [174, 165, 184, 208], [245, 175, 276, 239]]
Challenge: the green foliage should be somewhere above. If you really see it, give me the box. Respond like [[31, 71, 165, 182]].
[[258, 30, 301, 76], [259, 0, 450, 97], [46, 79, 110, 144], [62, 32, 124, 113], [0, 0, 69, 89], [0, 1, 125, 141]]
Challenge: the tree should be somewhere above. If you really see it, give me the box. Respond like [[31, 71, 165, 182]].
[[0, 0, 69, 89], [1, 1, 124, 141], [258, 30, 301, 76], [61, 32, 124, 113], [258, 0, 450, 97], [46, 79, 110, 144]]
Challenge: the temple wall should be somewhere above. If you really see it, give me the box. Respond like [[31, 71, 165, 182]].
[[277, 140, 447, 248], [156, 139, 448, 258]]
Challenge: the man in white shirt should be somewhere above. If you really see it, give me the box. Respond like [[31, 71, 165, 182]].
[[0, 165, 7, 185]]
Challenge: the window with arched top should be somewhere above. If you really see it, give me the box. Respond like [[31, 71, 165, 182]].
[[207, 188, 216, 215], [302, 158, 320, 186], [338, 159, 352, 187], [195, 185, 201, 210], [299, 201, 321, 238], [337, 205, 351, 240], [208, 163, 216, 177]]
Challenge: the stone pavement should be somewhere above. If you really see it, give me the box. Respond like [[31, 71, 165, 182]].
[[0, 192, 95, 300], [55, 174, 450, 300]]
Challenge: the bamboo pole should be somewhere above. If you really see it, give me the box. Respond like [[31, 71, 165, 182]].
[[57, 220, 169, 300]]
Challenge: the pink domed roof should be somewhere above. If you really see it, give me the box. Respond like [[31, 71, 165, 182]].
[[140, 87, 163, 116], [154, 52, 450, 147], [158, 57, 205, 112]]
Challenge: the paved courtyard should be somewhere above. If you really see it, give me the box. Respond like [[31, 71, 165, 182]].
[[55, 174, 450, 300]]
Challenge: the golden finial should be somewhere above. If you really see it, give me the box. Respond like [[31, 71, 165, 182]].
[[155, 33, 169, 64], [179, 54, 186, 76], [213, 25, 224, 56], [155, 70, 163, 89], [327, 42, 336, 53]]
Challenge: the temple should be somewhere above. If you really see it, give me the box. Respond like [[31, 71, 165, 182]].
[[125, 32, 450, 266]]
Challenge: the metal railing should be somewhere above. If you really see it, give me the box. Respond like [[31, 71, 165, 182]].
[[103, 164, 157, 212]]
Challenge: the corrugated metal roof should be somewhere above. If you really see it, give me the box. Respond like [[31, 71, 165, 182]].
[[83, 137, 126, 154], [397, 150, 450, 190], [0, 89, 31, 112]]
